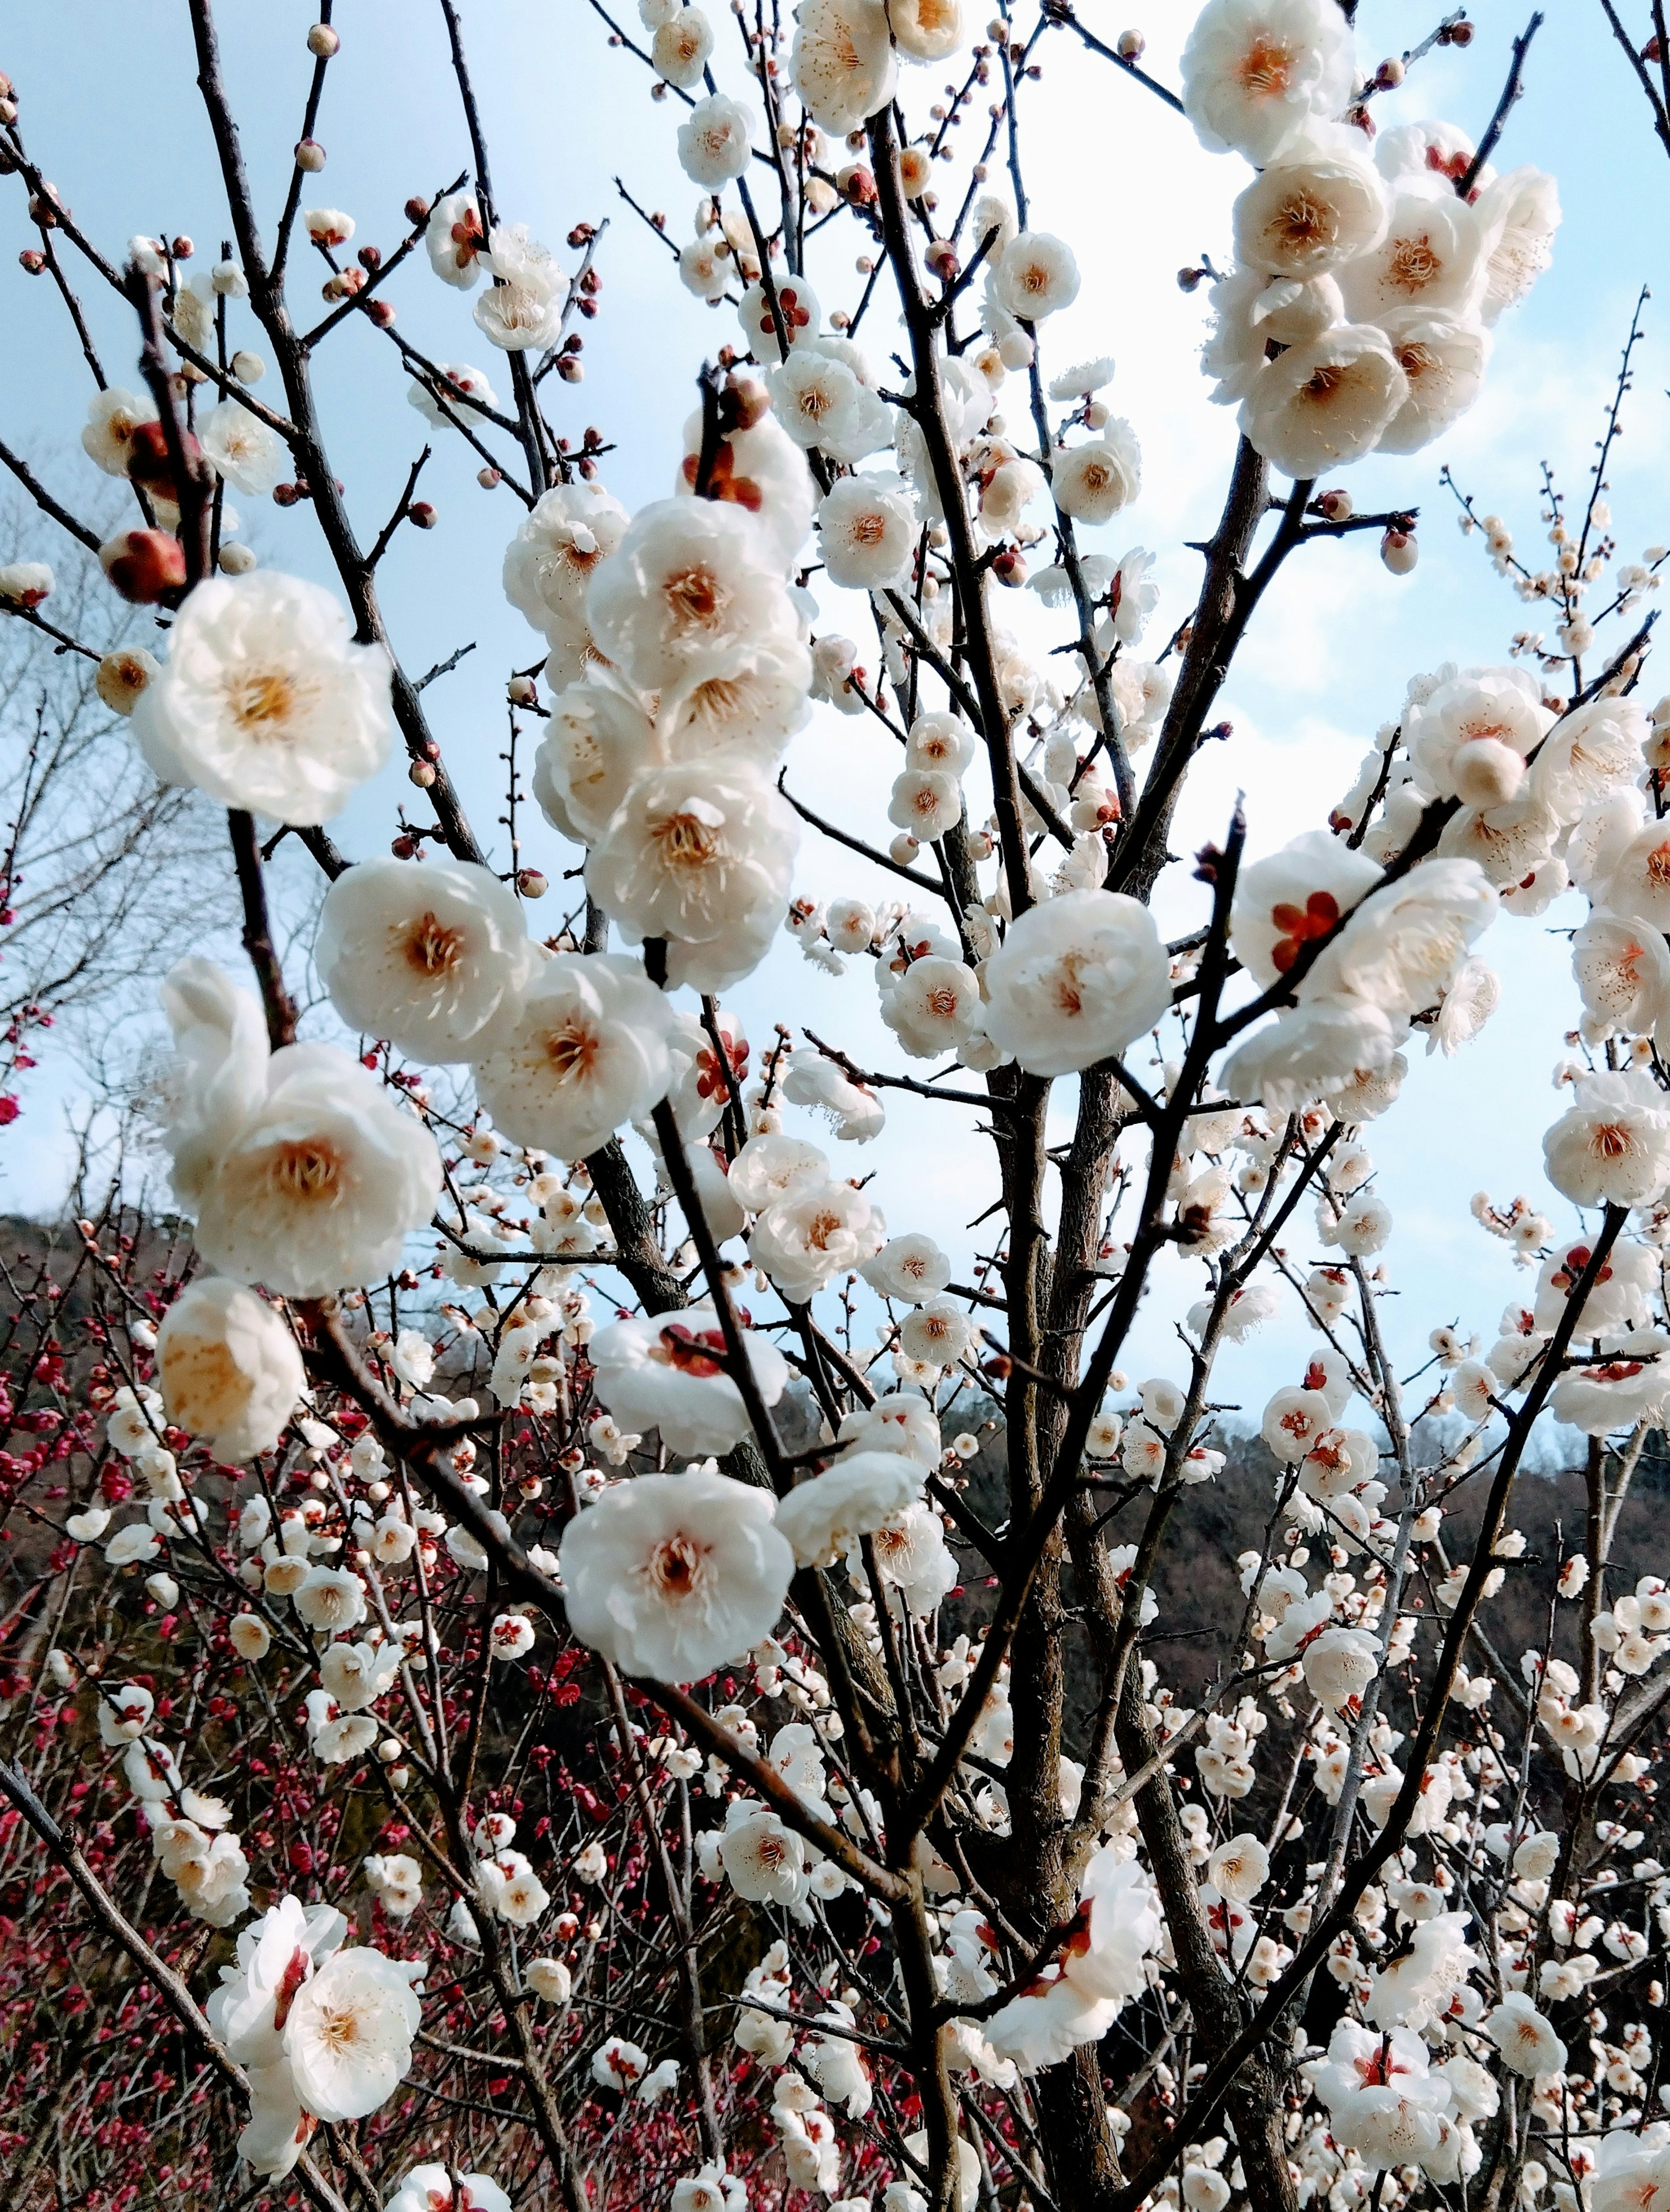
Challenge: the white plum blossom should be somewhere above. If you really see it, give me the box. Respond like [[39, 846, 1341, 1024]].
[[472, 953, 675, 1161], [589, 1306, 789, 1456], [316, 859, 536, 1063], [982, 889, 1172, 1075], [155, 1277, 304, 1460], [558, 1469, 795, 1681], [132, 573, 392, 826]]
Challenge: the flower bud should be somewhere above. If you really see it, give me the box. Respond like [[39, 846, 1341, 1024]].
[[409, 760, 438, 787], [211, 259, 248, 297], [366, 298, 396, 327], [294, 137, 327, 171], [273, 482, 302, 507], [1375, 55, 1405, 86], [508, 675, 538, 705], [18, 248, 45, 275], [126, 418, 203, 502], [391, 834, 418, 859], [1318, 488, 1353, 522], [1116, 27, 1145, 56], [837, 162, 877, 205], [404, 194, 431, 225], [407, 500, 437, 529], [925, 240, 958, 280], [307, 22, 341, 55], [231, 348, 265, 383], [95, 647, 160, 716], [99, 530, 187, 604], [991, 547, 1027, 587], [517, 868, 548, 899], [555, 354, 584, 383], [889, 832, 920, 864], [1381, 528, 1418, 575], [478, 466, 502, 489], [219, 541, 257, 575]]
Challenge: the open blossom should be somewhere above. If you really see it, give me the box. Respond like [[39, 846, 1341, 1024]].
[[982, 888, 1172, 1076], [677, 93, 754, 187], [558, 1468, 795, 1682], [1486, 1992, 1566, 2078], [283, 1944, 425, 2122], [1230, 830, 1383, 988], [775, 1450, 925, 1566], [589, 1305, 789, 1456], [1180, 0, 1353, 164], [132, 572, 391, 824], [718, 1800, 811, 1906], [81, 384, 159, 474], [1052, 425, 1142, 525], [751, 1174, 886, 1303], [1476, 165, 1560, 324], [991, 232, 1080, 322], [155, 1276, 303, 1460], [317, 859, 535, 1062], [471, 952, 674, 1160], [386, 2168, 511, 2212], [503, 481, 631, 646], [589, 499, 795, 693], [198, 400, 285, 495], [881, 953, 983, 1060], [1341, 192, 1490, 326], [789, 0, 896, 134], [818, 470, 919, 590], [1544, 1070, 1670, 1207], [408, 361, 500, 431], [1233, 132, 1387, 279], [768, 344, 892, 463], [1240, 326, 1409, 478], [1309, 858, 1498, 1017], [1376, 311, 1490, 454], [474, 226, 567, 351], [1224, 996, 1406, 1116], [426, 191, 485, 287], [158, 960, 440, 1297], [586, 757, 799, 991]]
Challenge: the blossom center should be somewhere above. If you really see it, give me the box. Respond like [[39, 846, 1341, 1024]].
[[545, 1019, 601, 1083], [1236, 34, 1295, 95], [228, 667, 299, 733], [1591, 1122, 1632, 1159], [653, 809, 721, 869], [402, 912, 466, 977], [647, 1531, 709, 1598], [271, 1139, 344, 1203], [663, 563, 727, 631], [1386, 235, 1441, 294]]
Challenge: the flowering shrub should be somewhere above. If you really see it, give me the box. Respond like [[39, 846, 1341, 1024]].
[[3, 4, 1670, 2212]]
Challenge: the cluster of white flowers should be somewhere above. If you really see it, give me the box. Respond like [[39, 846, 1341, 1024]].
[[1187, 0, 1557, 479]]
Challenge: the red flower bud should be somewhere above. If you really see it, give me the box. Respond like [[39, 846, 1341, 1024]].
[[99, 530, 187, 605]]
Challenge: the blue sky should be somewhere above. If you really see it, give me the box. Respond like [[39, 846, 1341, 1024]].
[[0, 0, 1665, 1397]]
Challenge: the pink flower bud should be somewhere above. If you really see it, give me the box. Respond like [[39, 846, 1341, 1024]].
[[294, 137, 327, 172], [99, 530, 187, 605]]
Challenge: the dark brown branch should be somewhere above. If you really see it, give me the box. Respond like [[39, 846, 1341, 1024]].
[[229, 809, 298, 1050], [1456, 11, 1546, 197]]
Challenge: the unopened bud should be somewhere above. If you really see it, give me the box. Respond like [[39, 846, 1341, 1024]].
[[1116, 27, 1145, 56], [889, 832, 920, 864], [18, 247, 45, 275], [1177, 265, 1206, 292], [404, 194, 431, 225], [991, 547, 1027, 587], [100, 530, 187, 605], [365, 298, 396, 327], [273, 482, 302, 507], [925, 240, 959, 281], [508, 675, 538, 705], [231, 348, 265, 383], [837, 162, 877, 206], [407, 500, 437, 529], [1318, 488, 1353, 522], [556, 354, 584, 382], [307, 22, 341, 56], [1381, 528, 1418, 575], [409, 760, 438, 787], [171, 234, 194, 260], [477, 465, 502, 488], [516, 868, 548, 899], [126, 418, 203, 502], [294, 137, 327, 172], [391, 834, 418, 859], [219, 541, 257, 575], [357, 244, 383, 272], [1375, 55, 1405, 87]]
